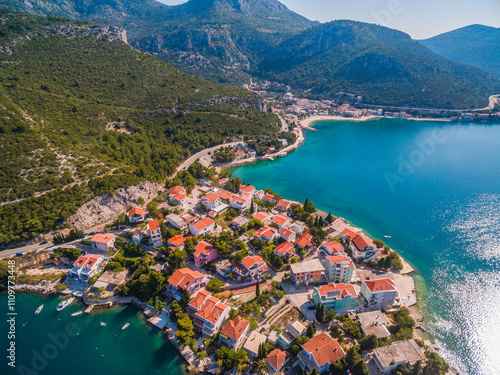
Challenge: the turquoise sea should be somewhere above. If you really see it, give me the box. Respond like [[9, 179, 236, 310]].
[[232, 119, 500, 375], [2, 118, 499, 375], [0, 292, 186, 375]]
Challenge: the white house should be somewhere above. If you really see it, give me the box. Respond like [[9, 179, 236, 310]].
[[200, 193, 222, 212], [148, 219, 163, 248], [189, 217, 215, 236], [360, 278, 397, 311], [186, 291, 229, 337], [230, 196, 251, 211], [90, 233, 116, 252], [69, 254, 104, 281], [127, 207, 145, 223], [372, 340, 426, 374], [165, 214, 187, 230]]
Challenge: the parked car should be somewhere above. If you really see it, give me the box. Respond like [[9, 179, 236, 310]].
[[15, 252, 24, 257], [307, 305, 316, 310]]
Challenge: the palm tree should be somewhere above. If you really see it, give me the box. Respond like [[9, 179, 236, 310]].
[[252, 358, 270, 375]]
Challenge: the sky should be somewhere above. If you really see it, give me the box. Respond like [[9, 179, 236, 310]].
[[156, 0, 500, 39]]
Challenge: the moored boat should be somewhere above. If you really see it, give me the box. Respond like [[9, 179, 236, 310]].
[[71, 311, 83, 317], [35, 304, 44, 315], [100, 321, 107, 326], [122, 323, 130, 330], [56, 297, 75, 312]]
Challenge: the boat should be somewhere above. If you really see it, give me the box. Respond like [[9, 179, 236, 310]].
[[277, 152, 287, 157], [122, 323, 130, 330], [384, 235, 392, 239], [100, 321, 107, 326], [35, 304, 44, 315], [263, 155, 274, 161], [71, 311, 83, 317], [56, 297, 75, 312]]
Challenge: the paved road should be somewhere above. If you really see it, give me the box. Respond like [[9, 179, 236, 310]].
[[173, 141, 242, 177]]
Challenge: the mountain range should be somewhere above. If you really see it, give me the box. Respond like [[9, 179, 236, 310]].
[[419, 24, 500, 80], [4, 0, 498, 108]]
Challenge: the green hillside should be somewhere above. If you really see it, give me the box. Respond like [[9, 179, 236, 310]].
[[259, 20, 500, 108], [2, 0, 318, 84], [0, 10, 277, 246], [419, 25, 500, 80]]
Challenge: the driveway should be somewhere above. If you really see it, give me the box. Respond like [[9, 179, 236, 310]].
[[288, 290, 316, 321]]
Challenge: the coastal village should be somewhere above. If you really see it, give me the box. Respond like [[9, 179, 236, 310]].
[[7, 121, 451, 375]]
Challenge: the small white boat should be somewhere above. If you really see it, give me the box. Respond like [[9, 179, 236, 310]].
[[100, 321, 107, 327], [277, 152, 287, 157], [56, 297, 75, 312], [71, 311, 83, 317], [122, 323, 130, 330], [35, 304, 44, 315], [384, 235, 392, 239]]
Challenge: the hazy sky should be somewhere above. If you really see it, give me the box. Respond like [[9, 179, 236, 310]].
[[156, 0, 500, 39]]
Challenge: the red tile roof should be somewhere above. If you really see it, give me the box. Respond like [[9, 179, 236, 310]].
[[220, 316, 249, 342], [167, 235, 186, 247], [215, 189, 235, 200], [202, 193, 219, 203], [272, 214, 291, 226], [364, 278, 396, 293], [127, 207, 144, 217], [91, 233, 115, 244], [73, 254, 103, 268], [325, 255, 354, 269], [340, 228, 359, 239], [262, 194, 275, 201], [253, 212, 271, 222], [352, 234, 373, 250], [296, 232, 314, 248], [301, 333, 345, 367], [191, 217, 215, 231], [239, 185, 256, 193], [148, 219, 159, 231], [168, 268, 205, 290], [193, 240, 216, 257], [315, 283, 357, 299], [241, 255, 265, 269], [321, 241, 344, 255], [276, 199, 291, 209], [253, 225, 277, 239], [267, 348, 290, 370], [170, 193, 186, 201], [274, 242, 295, 256]]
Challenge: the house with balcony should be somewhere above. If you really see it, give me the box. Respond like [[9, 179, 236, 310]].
[[189, 217, 215, 236], [280, 228, 296, 243], [218, 316, 250, 350], [278, 321, 306, 349], [69, 254, 104, 281], [360, 278, 397, 311], [234, 256, 268, 280], [350, 234, 377, 259], [253, 212, 273, 224], [239, 184, 256, 196], [298, 332, 345, 374], [312, 283, 358, 313], [273, 242, 295, 258], [290, 259, 325, 287], [262, 194, 275, 203], [200, 193, 222, 212], [193, 240, 218, 268], [167, 235, 187, 251], [295, 232, 315, 252], [253, 225, 278, 242], [272, 214, 292, 231], [230, 196, 251, 212], [319, 241, 345, 256], [169, 193, 187, 206], [167, 267, 208, 299], [90, 233, 116, 252], [275, 199, 292, 212], [187, 291, 229, 337], [167, 185, 186, 196], [253, 190, 265, 200], [148, 219, 163, 248], [321, 255, 355, 283], [127, 207, 145, 223]]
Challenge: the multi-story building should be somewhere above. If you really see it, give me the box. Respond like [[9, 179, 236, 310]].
[[278, 321, 306, 349], [360, 278, 397, 311], [273, 242, 295, 258], [148, 219, 162, 248], [234, 256, 268, 280], [312, 283, 358, 313], [295, 232, 315, 252], [290, 259, 325, 287], [69, 254, 104, 281], [90, 233, 116, 252], [200, 193, 222, 212], [253, 225, 278, 242], [219, 316, 250, 350], [321, 255, 355, 283], [230, 196, 251, 211], [167, 267, 207, 299], [349, 234, 377, 259], [372, 340, 426, 375], [127, 207, 145, 223], [193, 240, 219, 268], [272, 214, 292, 231], [319, 241, 345, 256], [187, 291, 229, 337]]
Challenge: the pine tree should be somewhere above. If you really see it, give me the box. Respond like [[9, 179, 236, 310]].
[[312, 320, 317, 334], [255, 280, 261, 296], [306, 323, 314, 338], [250, 198, 255, 214], [326, 212, 334, 224], [316, 302, 325, 324]]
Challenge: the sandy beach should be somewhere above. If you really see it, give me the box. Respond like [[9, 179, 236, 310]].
[[299, 115, 377, 127]]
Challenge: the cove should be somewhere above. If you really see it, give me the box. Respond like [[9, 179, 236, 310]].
[[232, 118, 500, 375]]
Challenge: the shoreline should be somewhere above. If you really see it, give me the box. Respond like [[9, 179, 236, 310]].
[[229, 117, 432, 343]]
